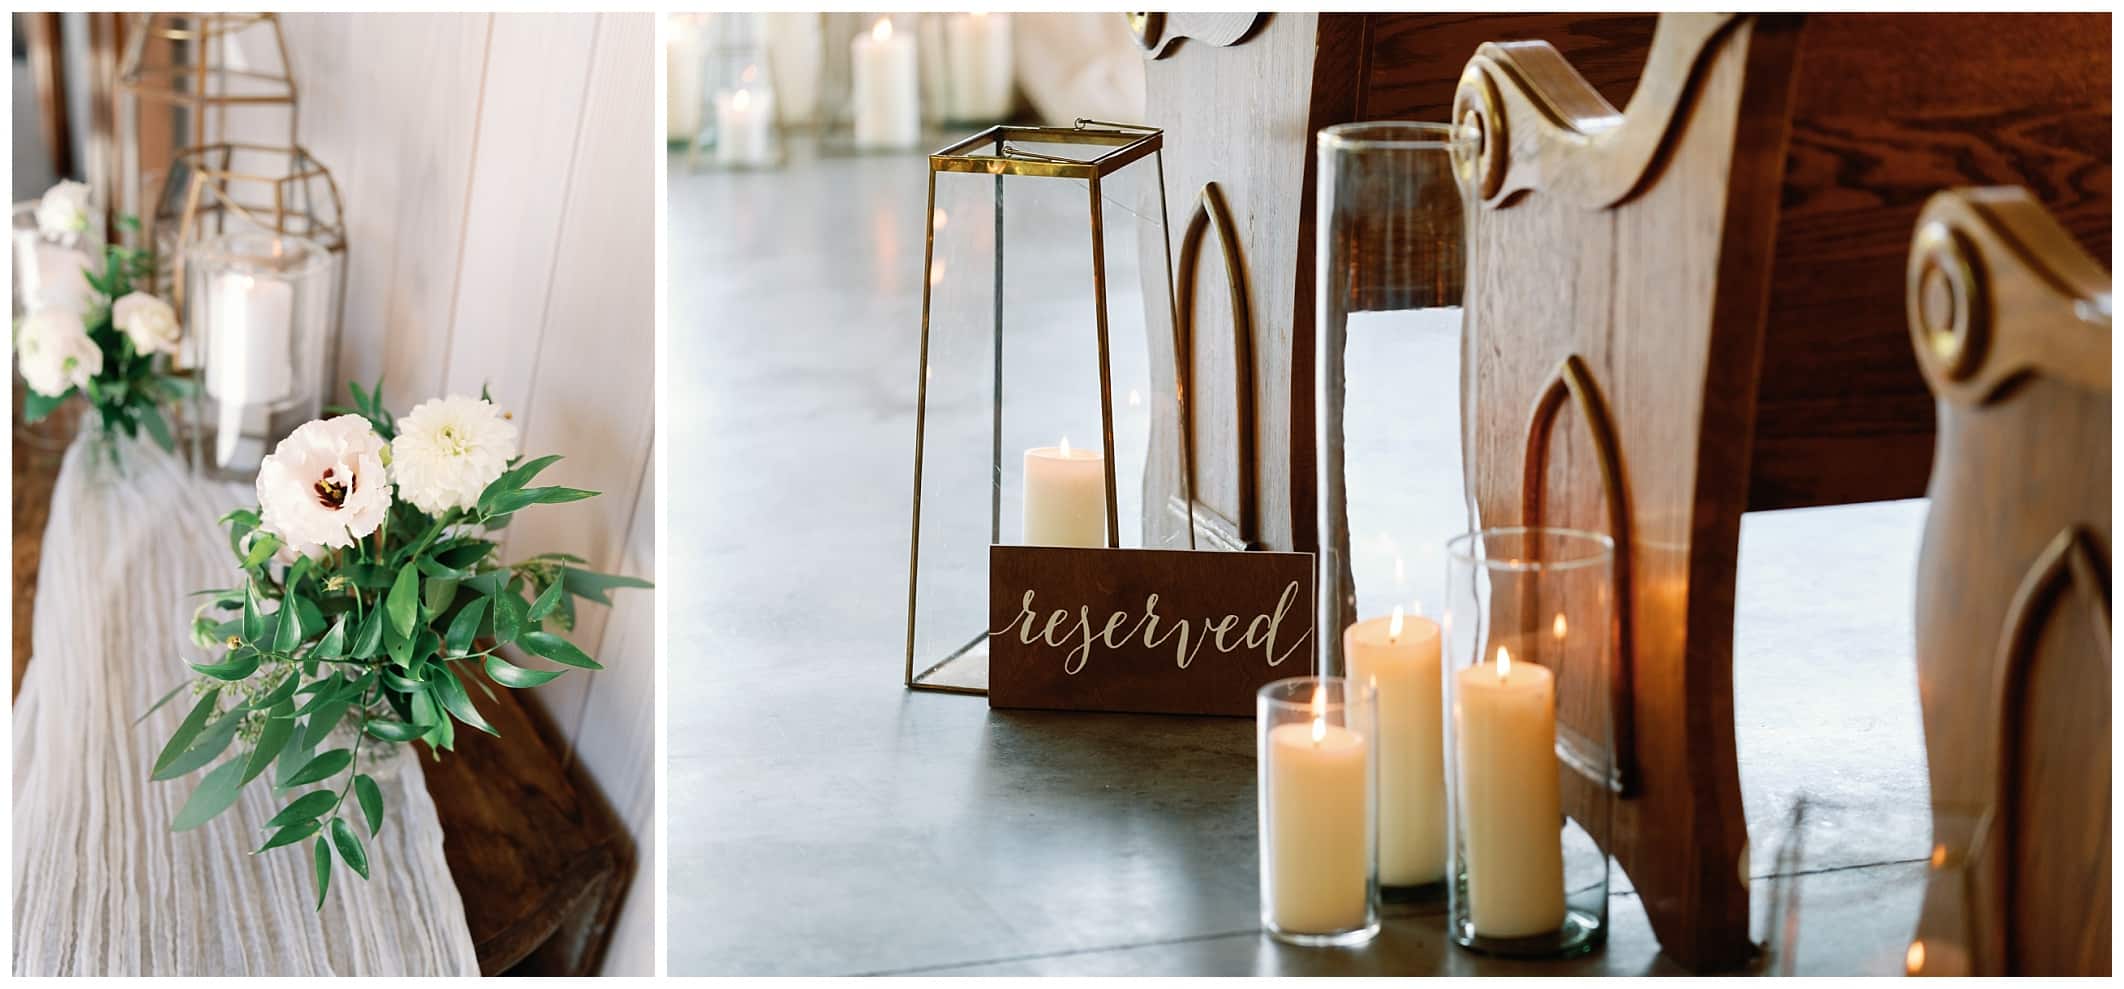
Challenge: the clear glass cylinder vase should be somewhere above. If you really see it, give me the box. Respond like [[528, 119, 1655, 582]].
[[184, 230, 334, 480], [1442, 526, 1615, 958], [1257, 675, 1381, 947], [1314, 122, 1472, 680], [13, 198, 104, 318]]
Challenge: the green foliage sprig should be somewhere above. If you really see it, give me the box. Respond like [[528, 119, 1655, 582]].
[[148, 381, 651, 907], [19, 216, 191, 454]]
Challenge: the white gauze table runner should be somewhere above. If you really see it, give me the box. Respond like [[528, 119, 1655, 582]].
[[13, 438, 480, 976]]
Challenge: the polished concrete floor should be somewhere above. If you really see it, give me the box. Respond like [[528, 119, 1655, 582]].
[[667, 143, 1934, 976]]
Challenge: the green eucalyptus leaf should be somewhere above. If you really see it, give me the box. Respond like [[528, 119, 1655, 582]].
[[241, 533, 282, 570], [421, 576, 459, 620], [242, 581, 266, 642], [313, 837, 333, 910], [267, 789, 338, 829], [256, 817, 323, 853], [171, 759, 246, 831], [287, 748, 353, 786], [190, 651, 261, 681], [528, 578, 565, 622], [139, 402, 174, 451], [484, 653, 564, 688], [239, 701, 295, 786], [271, 599, 304, 653], [301, 698, 351, 750], [354, 774, 384, 836], [385, 566, 420, 641], [477, 454, 562, 510], [330, 818, 369, 880], [312, 614, 349, 660], [558, 566, 655, 605], [350, 605, 384, 659], [517, 631, 602, 670], [493, 591, 527, 645], [444, 599, 488, 656], [361, 718, 423, 742], [432, 670, 498, 737], [152, 688, 222, 776]]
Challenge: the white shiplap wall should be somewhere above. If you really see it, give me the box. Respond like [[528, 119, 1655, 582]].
[[270, 13, 658, 975]]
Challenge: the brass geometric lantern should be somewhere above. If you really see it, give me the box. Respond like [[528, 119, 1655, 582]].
[[150, 143, 347, 315], [116, 13, 299, 236], [116, 13, 347, 372]]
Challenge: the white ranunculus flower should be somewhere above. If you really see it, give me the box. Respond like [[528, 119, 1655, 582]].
[[112, 291, 181, 355], [35, 180, 92, 242], [15, 307, 101, 397], [389, 394, 519, 515], [256, 415, 394, 560]]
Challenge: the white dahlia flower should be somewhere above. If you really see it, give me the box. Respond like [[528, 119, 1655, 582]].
[[389, 394, 518, 516], [35, 180, 92, 241]]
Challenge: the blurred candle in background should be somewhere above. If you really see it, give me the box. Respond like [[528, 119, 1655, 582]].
[[763, 12, 822, 129], [944, 12, 1014, 122], [850, 16, 919, 150], [666, 14, 708, 144], [714, 77, 777, 168]]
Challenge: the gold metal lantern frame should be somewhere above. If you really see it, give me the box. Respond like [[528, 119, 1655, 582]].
[[116, 13, 300, 230], [150, 142, 347, 319], [903, 119, 1211, 696]]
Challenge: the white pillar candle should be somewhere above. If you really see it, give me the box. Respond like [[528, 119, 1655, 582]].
[[666, 16, 707, 143], [1021, 437, 1105, 547], [714, 84, 777, 167], [1345, 606, 1446, 886], [205, 272, 294, 406], [944, 13, 1014, 121], [1453, 646, 1567, 937], [763, 13, 822, 127], [1267, 699, 1370, 934], [851, 17, 920, 151]]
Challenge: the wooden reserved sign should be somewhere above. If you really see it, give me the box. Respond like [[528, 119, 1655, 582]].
[[987, 545, 1316, 717]]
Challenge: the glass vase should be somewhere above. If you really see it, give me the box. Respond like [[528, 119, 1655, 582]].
[[184, 231, 334, 480], [1313, 122, 1472, 678], [1442, 527, 1615, 958], [1257, 675, 1381, 947]]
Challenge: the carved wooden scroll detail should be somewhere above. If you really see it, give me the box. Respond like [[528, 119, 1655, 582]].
[[1172, 181, 1259, 551], [1910, 187, 2111, 976], [1128, 13, 1266, 60]]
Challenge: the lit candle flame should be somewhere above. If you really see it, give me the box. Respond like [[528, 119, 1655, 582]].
[[1930, 844, 1947, 868], [1310, 684, 1326, 744], [741, 63, 759, 84], [1389, 606, 1405, 642], [932, 208, 949, 231], [1127, 388, 1142, 408], [733, 89, 752, 112], [1497, 645, 1512, 679], [1553, 613, 1567, 639], [1905, 940, 1926, 975], [1059, 435, 1072, 457], [929, 258, 947, 286], [872, 17, 893, 42]]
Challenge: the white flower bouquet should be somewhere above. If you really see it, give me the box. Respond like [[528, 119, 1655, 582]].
[[149, 381, 650, 906], [14, 181, 189, 460]]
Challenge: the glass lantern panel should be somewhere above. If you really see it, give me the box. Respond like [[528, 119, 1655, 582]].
[[185, 231, 335, 480], [907, 138, 1172, 691]]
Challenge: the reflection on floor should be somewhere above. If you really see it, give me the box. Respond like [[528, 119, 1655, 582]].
[[666, 141, 1932, 976]]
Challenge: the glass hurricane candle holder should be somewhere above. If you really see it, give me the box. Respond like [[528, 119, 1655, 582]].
[[1313, 122, 1473, 682], [1442, 527, 1615, 958], [1258, 675, 1380, 947], [184, 231, 334, 480]]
